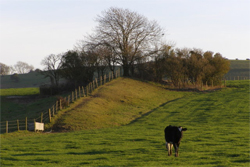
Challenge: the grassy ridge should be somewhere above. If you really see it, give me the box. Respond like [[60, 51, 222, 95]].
[[51, 77, 187, 131], [1, 80, 249, 166]]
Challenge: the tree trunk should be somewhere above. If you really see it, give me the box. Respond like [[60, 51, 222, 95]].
[[123, 64, 130, 76]]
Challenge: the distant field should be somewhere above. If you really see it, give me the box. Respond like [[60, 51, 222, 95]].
[[0, 71, 51, 89], [225, 60, 249, 79], [0, 80, 249, 166], [0, 87, 39, 96], [0, 87, 57, 122]]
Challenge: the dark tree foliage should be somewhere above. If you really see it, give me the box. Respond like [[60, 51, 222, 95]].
[[134, 46, 230, 86], [41, 54, 63, 87], [60, 50, 96, 87]]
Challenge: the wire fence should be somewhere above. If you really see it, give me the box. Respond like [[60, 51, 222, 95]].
[[224, 76, 249, 80], [1, 72, 248, 134], [0, 69, 122, 134]]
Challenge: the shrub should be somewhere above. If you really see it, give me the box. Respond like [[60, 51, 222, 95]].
[[10, 73, 20, 82]]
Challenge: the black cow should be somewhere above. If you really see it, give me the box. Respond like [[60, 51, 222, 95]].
[[164, 125, 187, 157]]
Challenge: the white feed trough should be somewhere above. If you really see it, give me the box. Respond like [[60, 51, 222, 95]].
[[28, 122, 44, 132]]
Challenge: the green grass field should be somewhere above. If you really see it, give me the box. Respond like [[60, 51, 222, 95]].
[[225, 60, 249, 79], [0, 87, 58, 122], [1, 79, 249, 166], [0, 87, 40, 96], [0, 71, 51, 89]]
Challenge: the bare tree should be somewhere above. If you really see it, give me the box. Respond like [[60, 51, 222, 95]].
[[41, 54, 63, 87], [86, 7, 164, 76], [0, 63, 10, 75], [13, 61, 34, 74]]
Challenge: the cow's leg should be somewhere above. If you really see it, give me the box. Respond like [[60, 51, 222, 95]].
[[173, 143, 179, 157], [170, 143, 173, 155], [166, 142, 171, 156]]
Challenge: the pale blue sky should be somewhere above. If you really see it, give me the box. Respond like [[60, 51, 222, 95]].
[[0, 0, 249, 69]]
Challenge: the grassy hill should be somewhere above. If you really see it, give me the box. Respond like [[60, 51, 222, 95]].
[[1, 79, 249, 166], [50, 78, 188, 131]]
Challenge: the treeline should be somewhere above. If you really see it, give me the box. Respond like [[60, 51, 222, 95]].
[[40, 7, 230, 94], [134, 46, 230, 86], [1, 7, 230, 94]]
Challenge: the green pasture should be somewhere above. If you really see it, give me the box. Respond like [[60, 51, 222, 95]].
[[0, 87, 57, 122], [0, 87, 40, 96], [0, 71, 51, 89], [1, 80, 249, 166], [225, 60, 249, 79]]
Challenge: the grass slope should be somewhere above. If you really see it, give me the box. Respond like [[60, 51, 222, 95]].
[[51, 77, 187, 131], [1, 80, 249, 166]]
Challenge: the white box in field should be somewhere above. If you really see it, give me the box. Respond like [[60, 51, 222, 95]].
[[28, 122, 44, 131]]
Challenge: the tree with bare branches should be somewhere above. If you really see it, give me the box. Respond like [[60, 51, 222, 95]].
[[86, 7, 164, 76], [0, 63, 10, 75], [13, 61, 34, 74], [41, 54, 63, 87]]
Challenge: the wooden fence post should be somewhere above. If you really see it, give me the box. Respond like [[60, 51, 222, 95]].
[[89, 84, 92, 93], [68, 95, 70, 104], [82, 86, 85, 97], [75, 89, 77, 100], [17, 119, 19, 131], [100, 76, 102, 85], [72, 91, 74, 102], [6, 121, 8, 133], [95, 79, 98, 87], [65, 97, 68, 106], [56, 101, 58, 113], [25, 117, 27, 131], [86, 86, 89, 96], [49, 109, 51, 123], [52, 105, 55, 115], [59, 99, 62, 110], [79, 87, 81, 97], [34, 119, 36, 132], [41, 112, 43, 123]]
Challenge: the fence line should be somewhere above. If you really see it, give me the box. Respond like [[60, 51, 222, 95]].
[[1, 69, 122, 134], [224, 76, 249, 80]]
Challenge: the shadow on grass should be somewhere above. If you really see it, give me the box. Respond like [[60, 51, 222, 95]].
[[128, 97, 184, 125]]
